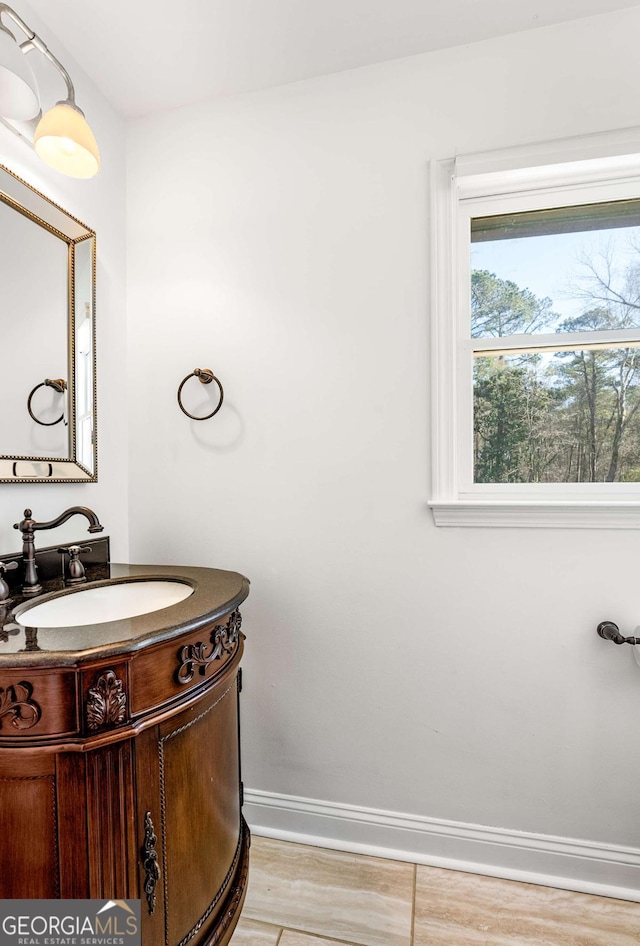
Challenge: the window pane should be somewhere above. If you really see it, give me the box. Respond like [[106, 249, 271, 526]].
[[473, 348, 640, 483], [470, 199, 640, 337]]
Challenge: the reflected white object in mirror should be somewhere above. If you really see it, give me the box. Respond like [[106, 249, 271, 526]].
[[0, 163, 97, 482]]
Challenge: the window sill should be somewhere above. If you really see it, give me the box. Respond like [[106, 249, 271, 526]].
[[429, 501, 640, 529]]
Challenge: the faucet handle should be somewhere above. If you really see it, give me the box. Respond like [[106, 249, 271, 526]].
[[57, 545, 91, 585], [0, 561, 19, 602]]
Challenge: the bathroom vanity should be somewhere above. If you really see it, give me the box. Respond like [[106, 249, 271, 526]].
[[0, 561, 250, 946]]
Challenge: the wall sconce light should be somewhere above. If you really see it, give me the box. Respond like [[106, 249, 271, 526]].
[[0, 3, 100, 178]]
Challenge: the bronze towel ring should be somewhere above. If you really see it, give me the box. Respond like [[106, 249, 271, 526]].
[[27, 379, 67, 426], [177, 368, 224, 420]]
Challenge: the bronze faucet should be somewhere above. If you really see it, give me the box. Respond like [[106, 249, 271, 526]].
[[13, 507, 104, 596]]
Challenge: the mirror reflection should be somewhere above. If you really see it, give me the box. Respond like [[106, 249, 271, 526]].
[[0, 164, 97, 482]]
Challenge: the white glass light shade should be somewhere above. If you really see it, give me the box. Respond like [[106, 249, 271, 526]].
[[34, 103, 100, 178], [0, 28, 39, 120]]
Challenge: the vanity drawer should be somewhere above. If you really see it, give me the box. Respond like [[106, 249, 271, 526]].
[[0, 668, 78, 738], [129, 608, 242, 716]]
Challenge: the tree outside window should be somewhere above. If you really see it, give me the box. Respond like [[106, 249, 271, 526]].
[[470, 201, 640, 485]]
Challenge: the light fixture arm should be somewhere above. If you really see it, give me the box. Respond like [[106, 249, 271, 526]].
[[0, 3, 76, 107], [0, 3, 100, 176]]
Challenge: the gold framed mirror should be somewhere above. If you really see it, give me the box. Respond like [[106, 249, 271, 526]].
[[0, 163, 97, 483]]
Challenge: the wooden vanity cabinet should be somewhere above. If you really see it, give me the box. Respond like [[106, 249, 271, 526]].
[[0, 570, 250, 946]]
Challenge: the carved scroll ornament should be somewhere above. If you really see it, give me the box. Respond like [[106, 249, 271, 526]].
[[176, 609, 242, 685], [86, 670, 127, 731], [0, 681, 41, 730]]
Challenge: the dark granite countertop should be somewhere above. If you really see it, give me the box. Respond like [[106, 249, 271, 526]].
[[0, 563, 250, 667]]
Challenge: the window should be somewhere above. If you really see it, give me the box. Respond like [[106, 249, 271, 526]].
[[430, 131, 640, 527]]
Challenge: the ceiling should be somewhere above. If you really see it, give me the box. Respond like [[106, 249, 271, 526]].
[[23, 0, 640, 119]]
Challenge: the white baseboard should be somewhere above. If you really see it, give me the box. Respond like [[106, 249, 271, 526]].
[[244, 789, 640, 902]]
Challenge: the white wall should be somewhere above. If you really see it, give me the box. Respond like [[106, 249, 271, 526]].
[[0, 2, 128, 560], [127, 8, 640, 889]]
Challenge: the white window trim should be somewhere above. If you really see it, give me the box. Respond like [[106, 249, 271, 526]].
[[429, 127, 640, 528]]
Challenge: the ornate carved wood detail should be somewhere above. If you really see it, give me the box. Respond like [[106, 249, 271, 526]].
[[86, 670, 127, 731], [141, 810, 161, 916], [0, 681, 41, 730], [175, 610, 242, 685]]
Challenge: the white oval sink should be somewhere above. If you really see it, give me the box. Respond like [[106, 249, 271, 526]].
[[15, 580, 193, 628]]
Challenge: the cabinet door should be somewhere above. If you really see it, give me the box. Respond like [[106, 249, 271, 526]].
[[0, 753, 58, 899], [137, 669, 242, 946]]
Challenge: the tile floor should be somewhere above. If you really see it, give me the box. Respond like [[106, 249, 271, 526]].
[[231, 836, 640, 946]]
